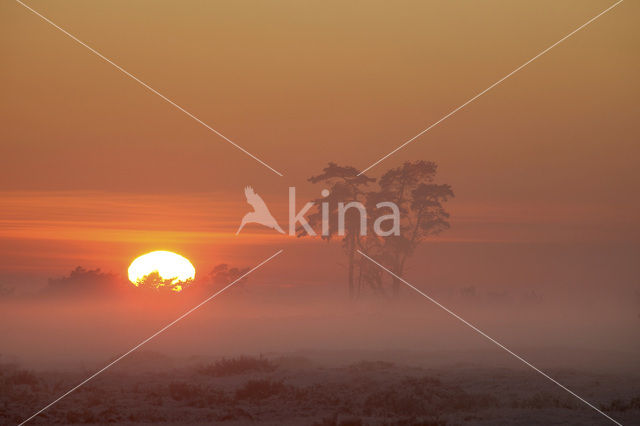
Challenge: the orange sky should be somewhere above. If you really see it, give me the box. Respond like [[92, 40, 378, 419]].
[[1, 0, 638, 282]]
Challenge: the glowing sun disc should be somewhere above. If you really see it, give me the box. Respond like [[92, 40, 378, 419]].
[[128, 251, 195, 291]]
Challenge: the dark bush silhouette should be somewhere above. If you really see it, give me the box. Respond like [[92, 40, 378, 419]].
[[169, 381, 201, 401], [169, 381, 229, 407], [515, 392, 577, 410], [235, 379, 287, 400], [5, 370, 38, 386], [134, 271, 193, 293], [601, 397, 640, 412], [210, 264, 250, 285], [348, 360, 394, 373], [363, 376, 496, 416], [42, 267, 122, 297], [198, 355, 276, 377]]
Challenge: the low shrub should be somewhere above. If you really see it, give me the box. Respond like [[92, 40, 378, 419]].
[[601, 397, 640, 412], [198, 355, 276, 377], [235, 379, 287, 401], [5, 370, 39, 386], [348, 360, 394, 373], [169, 381, 202, 401]]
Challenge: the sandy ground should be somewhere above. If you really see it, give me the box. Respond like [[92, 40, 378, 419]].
[[2, 351, 638, 425]]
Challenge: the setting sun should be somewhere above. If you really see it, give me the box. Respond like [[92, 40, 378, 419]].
[[128, 251, 196, 292]]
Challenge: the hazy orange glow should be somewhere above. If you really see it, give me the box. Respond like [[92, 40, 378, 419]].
[[1, 4, 638, 424], [128, 251, 195, 292], [1, 0, 638, 276]]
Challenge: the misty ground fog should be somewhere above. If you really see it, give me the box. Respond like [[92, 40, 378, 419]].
[[2, 240, 638, 372], [1, 240, 638, 424]]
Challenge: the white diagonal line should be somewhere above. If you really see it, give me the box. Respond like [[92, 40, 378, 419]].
[[18, 249, 284, 426], [357, 249, 622, 425], [15, 0, 284, 177], [358, 0, 624, 176]]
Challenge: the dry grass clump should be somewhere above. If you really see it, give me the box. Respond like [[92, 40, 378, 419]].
[[363, 376, 497, 417], [168, 381, 230, 407], [235, 379, 288, 401], [601, 397, 640, 412], [348, 360, 394, 373], [198, 355, 276, 377]]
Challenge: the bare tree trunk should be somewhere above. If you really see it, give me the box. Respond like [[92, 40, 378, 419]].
[[347, 233, 355, 299], [392, 276, 401, 296], [356, 260, 361, 299], [347, 232, 355, 299], [391, 254, 403, 296]]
